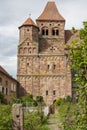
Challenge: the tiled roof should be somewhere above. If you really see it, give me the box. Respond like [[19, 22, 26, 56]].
[[37, 2, 65, 21], [65, 30, 80, 44], [19, 18, 38, 28], [0, 65, 17, 82], [0, 66, 10, 76]]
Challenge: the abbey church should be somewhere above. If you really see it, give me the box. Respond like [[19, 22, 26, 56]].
[[17, 2, 73, 105]]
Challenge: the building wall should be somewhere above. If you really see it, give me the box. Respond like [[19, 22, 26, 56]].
[[0, 71, 18, 103], [17, 52, 72, 105], [17, 7, 72, 105]]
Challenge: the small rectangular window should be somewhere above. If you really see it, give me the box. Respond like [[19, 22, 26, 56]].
[[53, 65, 56, 69], [53, 90, 56, 95], [42, 29, 45, 35], [0, 78, 2, 85], [27, 63, 29, 66], [52, 30, 55, 35], [2, 87, 4, 93], [56, 30, 59, 35], [0, 86, 2, 92], [6, 88, 8, 95], [6, 80, 8, 86], [46, 90, 48, 96], [47, 65, 50, 70]]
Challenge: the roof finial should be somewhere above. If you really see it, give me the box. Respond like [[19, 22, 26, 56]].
[[29, 13, 31, 18]]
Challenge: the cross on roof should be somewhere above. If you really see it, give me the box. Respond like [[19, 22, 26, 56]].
[[29, 13, 31, 18], [50, 46, 55, 52]]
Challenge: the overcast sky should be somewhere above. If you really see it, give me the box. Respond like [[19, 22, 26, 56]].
[[0, 0, 87, 78]]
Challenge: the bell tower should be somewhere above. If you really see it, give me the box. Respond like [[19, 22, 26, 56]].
[[17, 2, 72, 105], [36, 1, 65, 54], [17, 18, 39, 95]]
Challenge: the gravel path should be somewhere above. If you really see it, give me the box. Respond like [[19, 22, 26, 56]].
[[48, 114, 61, 130]]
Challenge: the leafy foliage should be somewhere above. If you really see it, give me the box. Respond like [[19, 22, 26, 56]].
[[0, 105, 12, 130], [36, 96, 43, 103], [0, 94, 48, 130], [24, 112, 49, 130], [54, 98, 63, 106], [62, 22, 87, 130], [12, 94, 37, 106], [0, 104, 49, 130]]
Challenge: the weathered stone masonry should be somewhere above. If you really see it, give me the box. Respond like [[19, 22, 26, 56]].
[[17, 2, 72, 105]]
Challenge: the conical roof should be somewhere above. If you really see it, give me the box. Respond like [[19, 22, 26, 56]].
[[37, 2, 65, 21], [19, 18, 38, 28]]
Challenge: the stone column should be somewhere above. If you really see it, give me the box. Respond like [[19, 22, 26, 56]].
[[12, 104, 24, 130]]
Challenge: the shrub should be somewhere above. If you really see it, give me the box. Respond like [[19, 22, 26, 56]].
[[54, 98, 63, 106], [24, 112, 49, 130], [0, 105, 12, 130], [36, 96, 43, 103], [65, 96, 72, 102]]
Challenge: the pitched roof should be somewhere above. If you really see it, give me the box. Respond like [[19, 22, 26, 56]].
[[65, 30, 80, 44], [19, 18, 38, 28], [0, 66, 10, 76], [0, 65, 17, 82], [37, 1, 65, 21]]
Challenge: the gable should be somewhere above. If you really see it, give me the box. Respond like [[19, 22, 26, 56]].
[[18, 38, 32, 47]]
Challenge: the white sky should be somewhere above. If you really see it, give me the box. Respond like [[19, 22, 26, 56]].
[[0, 0, 87, 78]]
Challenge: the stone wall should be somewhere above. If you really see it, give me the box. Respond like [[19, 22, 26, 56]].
[[0, 71, 17, 103], [17, 3, 72, 105], [12, 104, 24, 130]]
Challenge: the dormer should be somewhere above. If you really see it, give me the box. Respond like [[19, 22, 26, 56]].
[[19, 18, 39, 43]]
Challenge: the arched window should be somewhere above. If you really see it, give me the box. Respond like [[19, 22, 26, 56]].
[[42, 27, 49, 36], [46, 29, 48, 35], [28, 48, 32, 54], [52, 27, 59, 36], [52, 30, 55, 35], [56, 30, 59, 35], [27, 42, 29, 46], [33, 47, 36, 53], [19, 48, 23, 54], [42, 29, 45, 35], [24, 48, 27, 53]]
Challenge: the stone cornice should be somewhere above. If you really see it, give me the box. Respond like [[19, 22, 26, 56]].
[[17, 54, 66, 57], [17, 74, 66, 77]]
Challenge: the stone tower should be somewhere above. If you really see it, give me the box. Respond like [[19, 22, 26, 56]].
[[17, 2, 72, 105]]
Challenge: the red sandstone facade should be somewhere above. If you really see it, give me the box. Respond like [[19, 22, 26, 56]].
[[17, 2, 72, 105], [0, 66, 18, 103]]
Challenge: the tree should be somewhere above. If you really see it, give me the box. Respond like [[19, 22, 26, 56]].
[[67, 22, 87, 130]]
